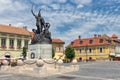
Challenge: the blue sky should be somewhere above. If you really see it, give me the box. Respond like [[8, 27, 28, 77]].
[[0, 0, 120, 46]]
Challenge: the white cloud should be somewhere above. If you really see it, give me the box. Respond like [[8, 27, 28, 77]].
[[80, 0, 92, 4], [50, 4, 60, 10], [61, 3, 75, 11], [41, 5, 51, 11], [77, 4, 84, 9], [31, 0, 52, 5], [15, 22, 25, 27], [0, 0, 28, 13], [57, 0, 67, 3], [0, 0, 12, 13], [31, 0, 67, 5], [71, 0, 92, 5]]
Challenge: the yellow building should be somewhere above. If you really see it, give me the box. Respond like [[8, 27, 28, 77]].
[[52, 39, 65, 59], [0, 24, 31, 58], [0, 24, 65, 59], [69, 34, 120, 61]]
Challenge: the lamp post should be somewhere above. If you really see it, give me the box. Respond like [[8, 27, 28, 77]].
[[85, 46, 88, 62]]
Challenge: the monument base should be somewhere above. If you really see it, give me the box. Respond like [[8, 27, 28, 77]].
[[28, 44, 52, 60]]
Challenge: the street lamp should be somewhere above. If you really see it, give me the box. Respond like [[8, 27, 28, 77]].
[[85, 46, 88, 62]]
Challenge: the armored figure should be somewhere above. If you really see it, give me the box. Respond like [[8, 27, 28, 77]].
[[31, 7, 45, 33]]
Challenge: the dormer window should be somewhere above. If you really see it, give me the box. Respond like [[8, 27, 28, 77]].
[[99, 39, 103, 43], [107, 40, 111, 43], [80, 41, 83, 44], [89, 40, 93, 44]]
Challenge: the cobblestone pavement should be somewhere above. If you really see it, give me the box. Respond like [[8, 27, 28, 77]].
[[1, 61, 120, 80]]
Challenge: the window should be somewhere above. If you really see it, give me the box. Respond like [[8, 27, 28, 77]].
[[56, 47, 59, 52], [1, 34, 6, 36], [17, 39, 21, 48], [1, 38, 6, 48], [89, 48, 92, 53], [59, 47, 61, 52], [107, 40, 111, 43], [85, 47, 88, 52], [24, 40, 28, 48], [100, 47, 103, 53], [89, 40, 93, 44], [99, 39, 103, 43], [9, 39, 14, 48], [79, 49, 82, 53], [93, 48, 95, 53], [54, 48, 56, 52], [80, 41, 83, 44]]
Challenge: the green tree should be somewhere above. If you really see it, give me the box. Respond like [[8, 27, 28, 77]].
[[65, 47, 75, 61], [22, 47, 27, 59], [52, 48, 55, 58]]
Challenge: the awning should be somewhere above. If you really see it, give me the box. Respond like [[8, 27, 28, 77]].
[[109, 53, 115, 56], [115, 54, 120, 57]]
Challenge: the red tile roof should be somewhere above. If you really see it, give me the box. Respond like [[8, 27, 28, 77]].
[[111, 34, 118, 39], [52, 38, 65, 44], [29, 32, 34, 38], [69, 36, 111, 47], [0, 24, 31, 36]]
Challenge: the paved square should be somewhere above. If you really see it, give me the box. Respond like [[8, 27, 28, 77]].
[[0, 61, 120, 80]]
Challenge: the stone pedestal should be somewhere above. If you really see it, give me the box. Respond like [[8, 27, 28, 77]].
[[1, 66, 10, 71], [28, 44, 52, 59], [33, 67, 41, 74]]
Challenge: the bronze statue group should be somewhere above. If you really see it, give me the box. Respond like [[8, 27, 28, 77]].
[[31, 7, 52, 44]]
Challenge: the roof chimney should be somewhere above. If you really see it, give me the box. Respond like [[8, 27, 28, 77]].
[[9, 24, 11, 26], [98, 35, 101, 37], [94, 34, 97, 38], [23, 26, 27, 29], [78, 35, 81, 39]]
